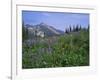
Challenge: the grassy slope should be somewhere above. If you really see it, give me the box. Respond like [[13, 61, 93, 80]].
[[22, 30, 89, 68]]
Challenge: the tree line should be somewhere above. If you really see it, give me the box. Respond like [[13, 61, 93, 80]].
[[65, 24, 89, 33]]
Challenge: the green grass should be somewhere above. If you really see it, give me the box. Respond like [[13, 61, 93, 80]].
[[22, 30, 89, 68]]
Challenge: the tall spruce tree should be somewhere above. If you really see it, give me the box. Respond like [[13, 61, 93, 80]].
[[69, 25, 72, 32], [79, 25, 82, 31], [22, 21, 28, 42], [22, 21, 25, 42], [76, 24, 79, 32], [65, 27, 69, 33]]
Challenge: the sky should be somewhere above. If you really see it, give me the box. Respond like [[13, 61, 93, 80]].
[[22, 10, 89, 31]]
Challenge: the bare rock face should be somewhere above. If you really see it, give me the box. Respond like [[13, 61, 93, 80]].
[[25, 22, 64, 38]]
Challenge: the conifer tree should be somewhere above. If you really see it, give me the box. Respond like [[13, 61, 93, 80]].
[[65, 28, 69, 33], [88, 24, 89, 31], [69, 25, 72, 32], [22, 21, 28, 42], [22, 21, 25, 42], [76, 24, 79, 32], [79, 25, 82, 31]]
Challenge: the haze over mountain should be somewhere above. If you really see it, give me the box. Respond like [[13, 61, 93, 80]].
[[25, 22, 64, 37]]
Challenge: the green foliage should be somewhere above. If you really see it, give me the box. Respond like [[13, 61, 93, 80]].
[[22, 30, 89, 68]]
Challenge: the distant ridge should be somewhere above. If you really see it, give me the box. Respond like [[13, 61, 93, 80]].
[[25, 22, 64, 37]]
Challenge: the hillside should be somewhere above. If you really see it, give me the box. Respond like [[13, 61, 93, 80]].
[[22, 30, 89, 68], [25, 22, 64, 38]]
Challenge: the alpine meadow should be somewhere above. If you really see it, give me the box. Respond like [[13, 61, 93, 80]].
[[22, 11, 89, 68]]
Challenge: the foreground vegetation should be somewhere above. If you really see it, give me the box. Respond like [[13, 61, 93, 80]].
[[22, 29, 89, 68]]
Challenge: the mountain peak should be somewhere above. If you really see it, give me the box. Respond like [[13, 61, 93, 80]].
[[26, 23, 64, 36], [39, 22, 48, 26]]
